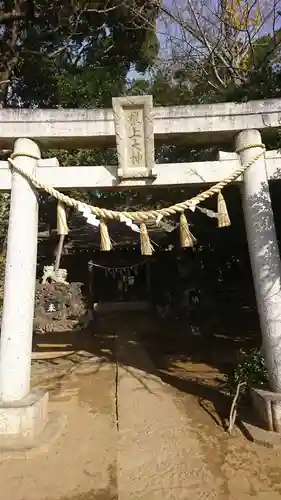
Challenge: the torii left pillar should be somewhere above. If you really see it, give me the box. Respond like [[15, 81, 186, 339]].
[[0, 138, 50, 448]]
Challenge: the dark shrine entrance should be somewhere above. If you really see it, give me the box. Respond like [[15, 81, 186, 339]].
[[86, 248, 195, 313], [37, 193, 198, 313], [88, 249, 151, 305]]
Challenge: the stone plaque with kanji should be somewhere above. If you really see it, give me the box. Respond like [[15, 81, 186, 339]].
[[112, 95, 155, 181]]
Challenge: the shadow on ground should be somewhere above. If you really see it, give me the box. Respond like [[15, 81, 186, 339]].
[[32, 301, 262, 433]]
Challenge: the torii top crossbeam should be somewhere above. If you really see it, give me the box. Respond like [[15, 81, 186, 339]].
[[0, 98, 280, 150], [0, 96, 281, 191]]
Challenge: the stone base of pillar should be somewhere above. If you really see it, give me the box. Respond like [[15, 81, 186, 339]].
[[0, 390, 65, 453], [251, 386, 281, 433]]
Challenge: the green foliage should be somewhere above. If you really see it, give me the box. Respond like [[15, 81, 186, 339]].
[[1, 0, 160, 106], [231, 348, 268, 393], [222, 68, 281, 103], [128, 73, 193, 106], [248, 30, 281, 70]]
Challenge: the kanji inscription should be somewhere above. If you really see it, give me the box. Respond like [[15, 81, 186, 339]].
[[125, 109, 145, 167], [112, 95, 155, 181]]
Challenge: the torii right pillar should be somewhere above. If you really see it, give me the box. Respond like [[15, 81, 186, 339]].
[[236, 129, 281, 432]]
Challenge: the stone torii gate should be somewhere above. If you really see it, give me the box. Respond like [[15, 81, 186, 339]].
[[1, 96, 281, 446]]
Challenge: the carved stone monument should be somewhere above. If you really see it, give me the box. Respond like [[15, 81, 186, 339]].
[[112, 95, 156, 183]]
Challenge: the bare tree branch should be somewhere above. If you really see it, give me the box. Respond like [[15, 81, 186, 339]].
[[148, 0, 281, 93]]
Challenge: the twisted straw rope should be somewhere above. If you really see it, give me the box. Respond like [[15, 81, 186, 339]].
[[8, 143, 265, 222]]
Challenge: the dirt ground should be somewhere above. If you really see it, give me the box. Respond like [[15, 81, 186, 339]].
[[1, 311, 281, 500]]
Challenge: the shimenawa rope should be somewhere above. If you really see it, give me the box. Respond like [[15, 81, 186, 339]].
[[8, 143, 265, 222], [7, 143, 265, 253]]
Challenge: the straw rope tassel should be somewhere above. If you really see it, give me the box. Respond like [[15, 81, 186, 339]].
[[140, 223, 154, 255], [217, 191, 231, 228], [100, 218, 112, 251], [57, 201, 69, 235], [180, 212, 196, 247]]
